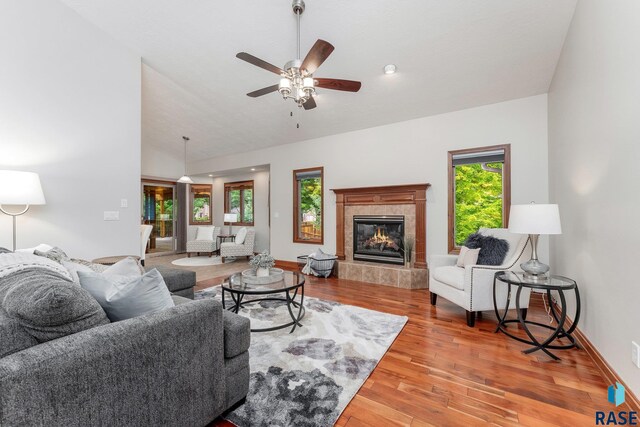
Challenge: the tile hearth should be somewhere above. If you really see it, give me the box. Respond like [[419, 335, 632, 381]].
[[337, 261, 428, 289]]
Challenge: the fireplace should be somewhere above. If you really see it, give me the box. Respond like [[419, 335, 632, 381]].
[[353, 216, 405, 265]]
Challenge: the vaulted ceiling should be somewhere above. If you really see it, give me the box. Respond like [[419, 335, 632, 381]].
[[61, 0, 576, 161]]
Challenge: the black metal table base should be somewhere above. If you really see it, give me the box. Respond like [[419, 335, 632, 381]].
[[222, 287, 305, 333], [493, 274, 581, 360]]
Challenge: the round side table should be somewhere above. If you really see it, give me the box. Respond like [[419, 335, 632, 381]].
[[493, 271, 581, 360]]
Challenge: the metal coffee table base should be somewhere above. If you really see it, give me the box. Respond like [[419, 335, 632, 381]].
[[222, 287, 305, 333]]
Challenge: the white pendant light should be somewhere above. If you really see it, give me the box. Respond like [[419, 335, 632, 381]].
[[178, 136, 194, 184]]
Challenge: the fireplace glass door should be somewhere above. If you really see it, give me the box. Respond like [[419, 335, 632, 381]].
[[353, 216, 405, 265]]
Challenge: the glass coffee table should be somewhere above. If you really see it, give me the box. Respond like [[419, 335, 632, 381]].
[[222, 270, 305, 333]]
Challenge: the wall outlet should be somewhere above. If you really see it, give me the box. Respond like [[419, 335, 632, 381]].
[[103, 211, 120, 221], [633, 341, 640, 368], [120, 199, 128, 208]]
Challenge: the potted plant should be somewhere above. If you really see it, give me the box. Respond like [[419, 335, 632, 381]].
[[403, 237, 414, 268], [250, 251, 276, 277]]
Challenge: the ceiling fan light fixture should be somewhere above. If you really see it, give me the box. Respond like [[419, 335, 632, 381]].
[[279, 78, 291, 98], [384, 64, 397, 74]]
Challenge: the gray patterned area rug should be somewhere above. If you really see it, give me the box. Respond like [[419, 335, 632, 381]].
[[195, 286, 408, 427]]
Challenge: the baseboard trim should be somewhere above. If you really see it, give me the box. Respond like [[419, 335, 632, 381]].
[[553, 300, 640, 412], [275, 259, 298, 271]]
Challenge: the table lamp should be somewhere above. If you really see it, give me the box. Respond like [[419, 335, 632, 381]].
[[508, 203, 561, 280], [0, 170, 46, 251], [223, 213, 238, 235]]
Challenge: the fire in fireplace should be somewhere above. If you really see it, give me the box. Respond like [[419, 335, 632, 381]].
[[353, 215, 405, 265]]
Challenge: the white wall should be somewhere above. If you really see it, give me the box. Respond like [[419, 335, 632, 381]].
[[142, 144, 184, 180], [191, 95, 549, 262], [548, 0, 640, 398], [0, 0, 141, 259]]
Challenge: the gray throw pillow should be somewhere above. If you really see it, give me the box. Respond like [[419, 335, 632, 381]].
[[78, 268, 175, 322], [1, 268, 110, 342], [464, 232, 510, 266], [0, 308, 39, 357], [34, 246, 69, 264]]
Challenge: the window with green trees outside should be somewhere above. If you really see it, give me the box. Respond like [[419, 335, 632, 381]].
[[448, 145, 511, 252], [224, 180, 254, 226], [294, 167, 323, 244]]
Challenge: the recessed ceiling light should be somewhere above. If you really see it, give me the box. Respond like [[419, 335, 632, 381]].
[[208, 174, 213, 177], [383, 64, 397, 75], [251, 168, 256, 171]]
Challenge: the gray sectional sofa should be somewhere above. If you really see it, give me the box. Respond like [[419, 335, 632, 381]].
[[0, 262, 250, 426]]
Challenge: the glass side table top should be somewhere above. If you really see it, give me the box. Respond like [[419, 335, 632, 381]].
[[223, 270, 305, 294], [497, 271, 576, 290]]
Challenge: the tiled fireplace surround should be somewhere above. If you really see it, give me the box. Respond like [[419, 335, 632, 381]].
[[332, 184, 430, 289]]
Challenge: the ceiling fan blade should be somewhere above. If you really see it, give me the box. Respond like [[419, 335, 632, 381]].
[[246, 84, 279, 98], [236, 52, 285, 76], [314, 78, 362, 92], [300, 39, 335, 75], [303, 96, 317, 110]]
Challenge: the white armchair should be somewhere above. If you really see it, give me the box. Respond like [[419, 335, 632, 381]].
[[186, 226, 220, 257], [140, 225, 153, 266], [429, 228, 532, 327], [221, 228, 255, 263]]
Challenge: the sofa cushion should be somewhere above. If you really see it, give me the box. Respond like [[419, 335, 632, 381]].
[[103, 257, 144, 277], [0, 268, 110, 342], [151, 266, 196, 293], [479, 228, 522, 263], [465, 232, 510, 266], [34, 246, 69, 263], [196, 226, 215, 241], [0, 308, 38, 357], [222, 310, 251, 358], [433, 265, 465, 290], [456, 246, 480, 267], [235, 227, 247, 244], [78, 268, 175, 322], [0, 252, 73, 282]]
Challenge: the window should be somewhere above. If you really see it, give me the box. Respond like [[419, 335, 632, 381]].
[[448, 144, 511, 253], [224, 180, 254, 226], [189, 184, 212, 225], [293, 167, 323, 244]]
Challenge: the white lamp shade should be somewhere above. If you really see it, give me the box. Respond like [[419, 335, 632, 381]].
[[508, 203, 562, 235], [177, 175, 194, 184], [0, 170, 46, 205], [224, 213, 238, 223]]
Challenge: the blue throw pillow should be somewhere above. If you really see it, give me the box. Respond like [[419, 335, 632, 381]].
[[464, 232, 510, 266]]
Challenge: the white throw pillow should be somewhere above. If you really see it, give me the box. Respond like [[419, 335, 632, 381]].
[[15, 243, 54, 254], [196, 226, 215, 241], [78, 268, 174, 322], [103, 257, 144, 277], [61, 259, 93, 284], [456, 246, 481, 267], [235, 227, 248, 244]]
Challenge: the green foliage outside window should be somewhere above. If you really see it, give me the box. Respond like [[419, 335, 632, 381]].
[[192, 194, 210, 222], [155, 199, 173, 217], [243, 190, 253, 223], [299, 177, 322, 236], [454, 162, 503, 245]]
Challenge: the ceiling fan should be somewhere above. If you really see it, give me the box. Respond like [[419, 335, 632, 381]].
[[236, 0, 361, 110]]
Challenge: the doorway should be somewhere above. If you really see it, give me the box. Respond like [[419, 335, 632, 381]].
[[142, 182, 176, 254]]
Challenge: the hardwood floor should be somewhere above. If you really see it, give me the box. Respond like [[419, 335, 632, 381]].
[[211, 273, 623, 426]]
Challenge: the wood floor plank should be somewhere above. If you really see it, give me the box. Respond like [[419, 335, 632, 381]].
[[191, 268, 614, 426]]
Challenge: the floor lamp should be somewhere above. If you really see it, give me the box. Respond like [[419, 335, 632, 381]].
[[0, 170, 46, 251], [224, 213, 238, 235]]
